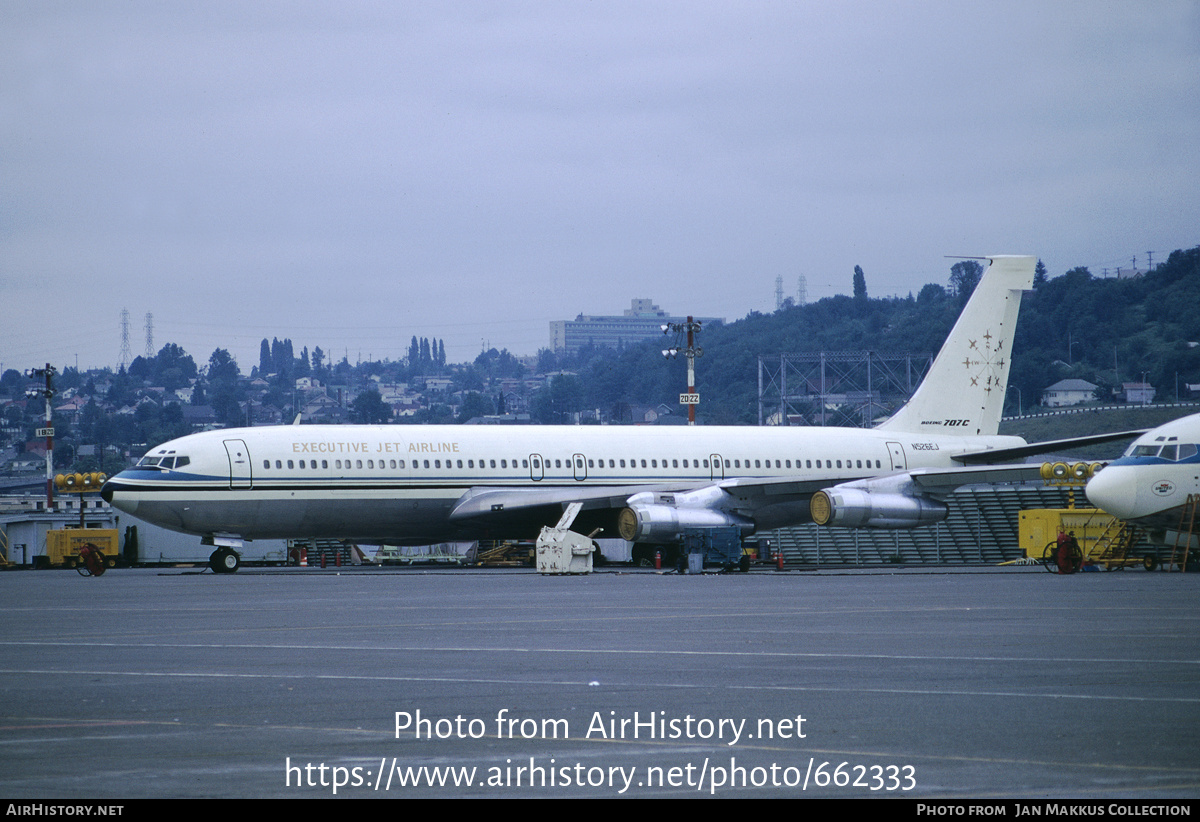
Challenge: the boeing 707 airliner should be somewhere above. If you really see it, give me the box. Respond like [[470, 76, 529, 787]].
[[102, 256, 1139, 571]]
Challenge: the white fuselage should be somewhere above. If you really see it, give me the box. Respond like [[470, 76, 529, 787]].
[[103, 423, 1021, 544]]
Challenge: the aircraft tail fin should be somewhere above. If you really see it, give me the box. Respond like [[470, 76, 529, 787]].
[[877, 255, 1034, 437]]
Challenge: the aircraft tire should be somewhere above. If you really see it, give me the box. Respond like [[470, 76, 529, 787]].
[[739, 555, 750, 573], [210, 548, 241, 574]]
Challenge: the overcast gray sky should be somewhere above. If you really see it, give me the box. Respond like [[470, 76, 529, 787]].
[[3, 1, 1198, 376]]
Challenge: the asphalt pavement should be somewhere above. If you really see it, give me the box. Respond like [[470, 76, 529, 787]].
[[1, 564, 1197, 799]]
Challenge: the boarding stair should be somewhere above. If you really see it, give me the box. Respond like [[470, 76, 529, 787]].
[[1088, 517, 1143, 570], [1164, 494, 1198, 572]]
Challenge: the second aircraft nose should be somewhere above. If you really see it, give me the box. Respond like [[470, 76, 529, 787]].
[[1084, 467, 1137, 520]]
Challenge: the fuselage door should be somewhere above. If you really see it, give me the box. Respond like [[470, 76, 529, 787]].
[[529, 454, 544, 482], [886, 441, 907, 471], [223, 439, 252, 489], [709, 453, 725, 481], [573, 453, 587, 481]]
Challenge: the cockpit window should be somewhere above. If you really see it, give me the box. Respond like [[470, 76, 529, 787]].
[[137, 456, 162, 467], [1129, 443, 1199, 461]]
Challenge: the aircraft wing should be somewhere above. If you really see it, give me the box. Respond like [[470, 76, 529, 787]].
[[447, 482, 709, 522], [712, 464, 1047, 501], [906, 463, 1047, 495], [448, 463, 1054, 540]]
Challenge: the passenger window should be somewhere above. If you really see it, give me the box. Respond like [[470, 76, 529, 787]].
[[323, 460, 328, 469], [620, 459, 626, 468], [263, 460, 270, 469], [490, 459, 496, 468], [276, 460, 282, 469], [501, 459, 507, 468], [398, 460, 405, 468], [651, 460, 657, 468], [287, 460, 294, 469], [357, 460, 363, 469], [857, 460, 862, 468]]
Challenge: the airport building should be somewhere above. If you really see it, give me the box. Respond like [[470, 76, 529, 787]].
[[550, 299, 723, 356]]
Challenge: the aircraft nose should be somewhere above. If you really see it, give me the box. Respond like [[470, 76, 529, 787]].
[[1085, 467, 1136, 520], [100, 475, 137, 514]]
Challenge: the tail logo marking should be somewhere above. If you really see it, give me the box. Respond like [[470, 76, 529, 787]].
[[962, 327, 1006, 396]]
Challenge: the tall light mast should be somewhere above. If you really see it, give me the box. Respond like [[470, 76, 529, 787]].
[[26, 364, 56, 506], [662, 317, 703, 425]]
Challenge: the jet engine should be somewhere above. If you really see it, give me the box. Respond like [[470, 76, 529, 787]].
[[810, 475, 947, 529], [617, 488, 752, 543]]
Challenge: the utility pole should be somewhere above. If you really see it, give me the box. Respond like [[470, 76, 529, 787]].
[[26, 364, 56, 506], [662, 317, 703, 425]]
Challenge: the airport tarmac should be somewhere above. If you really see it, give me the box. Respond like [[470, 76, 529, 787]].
[[1, 565, 1197, 799]]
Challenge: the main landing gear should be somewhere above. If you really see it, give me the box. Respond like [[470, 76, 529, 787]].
[[209, 547, 241, 574]]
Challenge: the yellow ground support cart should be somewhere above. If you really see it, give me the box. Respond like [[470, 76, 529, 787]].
[[45, 528, 119, 569], [1019, 509, 1143, 571]]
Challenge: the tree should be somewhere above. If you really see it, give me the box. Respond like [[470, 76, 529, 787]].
[[853, 265, 867, 300], [1033, 259, 1047, 290], [259, 339, 272, 376], [456, 392, 494, 423], [949, 260, 984, 302], [350, 389, 392, 424], [207, 348, 240, 386]]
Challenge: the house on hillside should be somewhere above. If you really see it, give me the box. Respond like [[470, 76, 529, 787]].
[[1041, 379, 1097, 408]]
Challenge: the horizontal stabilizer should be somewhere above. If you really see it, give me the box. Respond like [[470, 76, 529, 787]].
[[952, 429, 1147, 465]]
